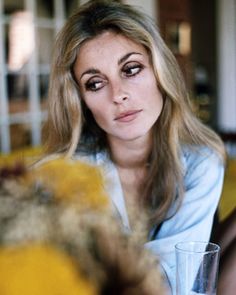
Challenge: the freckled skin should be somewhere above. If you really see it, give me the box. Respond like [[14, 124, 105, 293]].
[[74, 31, 163, 145]]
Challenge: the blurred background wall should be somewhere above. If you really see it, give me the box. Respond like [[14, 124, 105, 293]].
[[0, 0, 236, 156]]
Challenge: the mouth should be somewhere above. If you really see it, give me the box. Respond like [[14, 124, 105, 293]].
[[114, 110, 142, 122]]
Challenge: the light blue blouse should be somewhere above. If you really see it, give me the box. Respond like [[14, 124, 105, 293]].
[[75, 146, 225, 294]]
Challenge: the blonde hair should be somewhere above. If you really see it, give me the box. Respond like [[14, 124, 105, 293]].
[[44, 0, 226, 226]]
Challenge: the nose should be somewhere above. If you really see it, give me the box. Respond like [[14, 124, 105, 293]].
[[111, 81, 129, 104]]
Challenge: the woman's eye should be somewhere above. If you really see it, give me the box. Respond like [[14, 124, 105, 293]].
[[85, 79, 104, 91], [123, 63, 143, 77]]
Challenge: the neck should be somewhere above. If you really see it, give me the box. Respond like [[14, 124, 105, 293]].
[[108, 135, 152, 169]]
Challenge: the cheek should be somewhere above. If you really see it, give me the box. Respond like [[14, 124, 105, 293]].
[[82, 92, 110, 129], [157, 98, 164, 118], [147, 82, 163, 112], [150, 97, 163, 121], [82, 95, 98, 116], [156, 90, 163, 110], [85, 102, 109, 127]]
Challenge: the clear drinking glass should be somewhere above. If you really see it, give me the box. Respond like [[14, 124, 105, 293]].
[[175, 241, 220, 295]]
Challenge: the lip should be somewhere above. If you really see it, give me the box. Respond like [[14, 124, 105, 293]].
[[114, 109, 142, 122]]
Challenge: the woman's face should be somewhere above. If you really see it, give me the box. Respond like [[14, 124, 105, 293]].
[[74, 31, 163, 144]]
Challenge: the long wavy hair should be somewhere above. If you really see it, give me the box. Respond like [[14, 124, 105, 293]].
[[43, 0, 226, 227]]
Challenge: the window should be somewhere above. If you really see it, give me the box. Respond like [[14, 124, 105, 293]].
[[0, 0, 80, 153]]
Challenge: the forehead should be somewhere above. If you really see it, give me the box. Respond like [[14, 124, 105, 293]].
[[75, 31, 147, 69]]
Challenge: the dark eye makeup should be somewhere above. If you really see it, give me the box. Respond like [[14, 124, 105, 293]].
[[122, 62, 144, 77], [84, 62, 144, 92], [85, 78, 105, 92]]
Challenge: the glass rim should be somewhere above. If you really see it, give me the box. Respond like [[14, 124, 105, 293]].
[[175, 241, 220, 254]]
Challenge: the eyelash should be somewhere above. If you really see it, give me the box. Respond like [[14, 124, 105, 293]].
[[84, 63, 144, 92], [122, 63, 144, 77], [85, 79, 104, 92]]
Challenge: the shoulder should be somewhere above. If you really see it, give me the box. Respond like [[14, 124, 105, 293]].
[[181, 145, 224, 175], [181, 145, 225, 193]]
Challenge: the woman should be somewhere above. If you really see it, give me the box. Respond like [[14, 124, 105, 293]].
[[43, 1, 226, 294]]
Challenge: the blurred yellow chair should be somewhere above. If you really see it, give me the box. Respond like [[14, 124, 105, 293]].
[[1, 147, 235, 221], [219, 158, 236, 220]]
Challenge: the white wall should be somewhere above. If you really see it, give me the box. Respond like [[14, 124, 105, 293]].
[[124, 0, 157, 21], [80, 0, 158, 21], [217, 0, 236, 132]]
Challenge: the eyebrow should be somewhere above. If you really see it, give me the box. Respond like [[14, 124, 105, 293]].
[[79, 51, 142, 80], [118, 51, 142, 65], [80, 68, 100, 80]]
